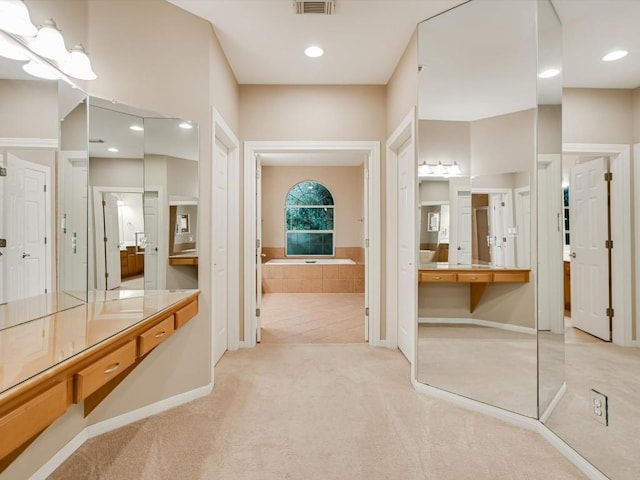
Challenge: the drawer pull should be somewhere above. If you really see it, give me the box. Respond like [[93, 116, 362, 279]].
[[433, 276, 441, 280], [103, 363, 121, 374], [154, 331, 167, 339], [471, 276, 477, 280]]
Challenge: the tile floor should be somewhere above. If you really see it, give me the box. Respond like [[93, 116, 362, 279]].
[[260, 293, 365, 344]]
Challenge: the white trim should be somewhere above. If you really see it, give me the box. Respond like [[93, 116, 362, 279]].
[[412, 380, 608, 480], [563, 143, 632, 346], [385, 108, 416, 355], [29, 383, 213, 480], [635, 143, 640, 346], [212, 108, 240, 355], [539, 381, 567, 423], [243, 140, 381, 348], [418, 316, 536, 335], [0, 137, 58, 149]]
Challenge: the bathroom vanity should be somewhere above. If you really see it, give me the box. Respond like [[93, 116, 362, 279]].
[[418, 265, 530, 312], [0, 290, 199, 472]]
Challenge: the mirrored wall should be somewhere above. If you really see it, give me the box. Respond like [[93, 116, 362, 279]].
[[416, 0, 541, 417], [88, 99, 200, 293], [0, 34, 88, 329]]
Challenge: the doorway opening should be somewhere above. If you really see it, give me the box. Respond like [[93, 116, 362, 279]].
[[244, 141, 381, 348]]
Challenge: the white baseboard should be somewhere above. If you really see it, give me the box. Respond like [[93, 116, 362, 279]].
[[539, 382, 567, 423], [30, 383, 213, 480], [412, 379, 608, 480], [418, 316, 537, 335]]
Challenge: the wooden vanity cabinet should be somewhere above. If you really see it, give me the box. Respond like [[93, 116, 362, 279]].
[[419, 268, 530, 312]]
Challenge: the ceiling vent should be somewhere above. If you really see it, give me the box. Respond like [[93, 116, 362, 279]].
[[294, 1, 335, 15]]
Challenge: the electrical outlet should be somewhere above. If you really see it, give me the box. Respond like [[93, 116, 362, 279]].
[[590, 389, 608, 426]]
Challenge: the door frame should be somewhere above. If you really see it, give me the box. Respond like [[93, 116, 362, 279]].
[[243, 140, 381, 348], [386, 108, 416, 359], [563, 143, 632, 346], [472, 187, 515, 267], [212, 108, 240, 359]]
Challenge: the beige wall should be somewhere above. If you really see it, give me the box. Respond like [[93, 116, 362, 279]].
[[386, 30, 418, 136], [1, 0, 239, 477], [89, 157, 143, 188], [262, 166, 364, 249], [0, 80, 58, 139], [240, 85, 386, 141], [634, 88, 640, 143], [471, 109, 536, 176], [563, 88, 633, 144], [418, 120, 471, 174], [419, 181, 449, 203], [538, 105, 562, 155]]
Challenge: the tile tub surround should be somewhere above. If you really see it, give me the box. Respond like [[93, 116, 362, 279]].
[[261, 246, 365, 264], [262, 262, 365, 293]]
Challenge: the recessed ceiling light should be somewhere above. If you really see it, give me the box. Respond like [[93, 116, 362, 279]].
[[130, 125, 144, 131], [107, 147, 119, 153], [539, 68, 560, 79], [178, 122, 193, 129], [304, 46, 324, 58], [602, 50, 628, 62]]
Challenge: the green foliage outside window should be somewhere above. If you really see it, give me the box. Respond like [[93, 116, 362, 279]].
[[285, 181, 334, 256]]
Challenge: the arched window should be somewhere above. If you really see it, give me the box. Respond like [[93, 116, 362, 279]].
[[285, 181, 334, 256]]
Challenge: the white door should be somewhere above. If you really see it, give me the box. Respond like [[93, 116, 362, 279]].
[[102, 193, 121, 290], [397, 139, 415, 362], [213, 138, 229, 364], [570, 157, 610, 341], [4, 153, 48, 301], [363, 163, 369, 342], [255, 156, 263, 343], [489, 193, 506, 267], [144, 191, 159, 290], [457, 192, 472, 264]]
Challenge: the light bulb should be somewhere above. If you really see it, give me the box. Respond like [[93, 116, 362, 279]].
[[304, 46, 324, 58], [178, 122, 193, 129], [60, 44, 96, 80], [22, 59, 59, 80], [29, 19, 69, 62], [434, 162, 445, 176], [449, 162, 461, 175], [0, 0, 38, 36], [602, 50, 628, 62]]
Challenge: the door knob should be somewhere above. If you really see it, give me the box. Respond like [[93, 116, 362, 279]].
[[570, 252, 576, 258], [260, 253, 266, 257], [22, 252, 30, 259], [457, 246, 462, 250]]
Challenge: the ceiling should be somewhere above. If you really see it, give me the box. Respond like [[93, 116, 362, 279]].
[[169, 0, 640, 89]]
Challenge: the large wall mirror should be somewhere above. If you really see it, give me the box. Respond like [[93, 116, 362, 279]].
[[416, 0, 541, 417], [0, 32, 88, 329], [88, 98, 199, 293]]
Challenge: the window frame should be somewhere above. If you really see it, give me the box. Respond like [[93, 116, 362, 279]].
[[284, 181, 335, 257]]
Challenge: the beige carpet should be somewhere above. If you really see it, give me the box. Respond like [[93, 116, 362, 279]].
[[260, 293, 365, 344], [50, 344, 585, 479]]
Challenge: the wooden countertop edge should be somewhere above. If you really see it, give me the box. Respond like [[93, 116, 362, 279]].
[[418, 268, 531, 273], [0, 291, 200, 415]]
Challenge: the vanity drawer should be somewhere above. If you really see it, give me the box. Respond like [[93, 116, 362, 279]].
[[74, 341, 137, 403], [457, 272, 493, 283], [0, 382, 67, 459], [493, 271, 529, 283], [174, 299, 198, 329], [419, 272, 457, 283], [138, 315, 175, 356]]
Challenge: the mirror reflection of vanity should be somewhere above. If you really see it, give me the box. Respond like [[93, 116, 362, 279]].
[[416, 0, 539, 417]]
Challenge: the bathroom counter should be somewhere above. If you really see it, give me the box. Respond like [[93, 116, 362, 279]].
[[418, 265, 530, 312], [0, 289, 200, 471], [169, 253, 199, 266]]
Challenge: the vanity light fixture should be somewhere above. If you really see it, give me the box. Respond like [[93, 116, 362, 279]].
[[602, 50, 628, 62], [28, 19, 69, 63], [419, 161, 462, 177], [0, 0, 37, 37], [0, 33, 29, 60], [130, 125, 144, 132], [178, 122, 193, 129], [304, 45, 324, 58], [107, 147, 119, 153], [22, 59, 59, 80], [539, 68, 560, 78], [60, 44, 96, 80]]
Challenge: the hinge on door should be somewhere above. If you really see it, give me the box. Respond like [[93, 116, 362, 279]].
[[0, 167, 6, 176], [256, 239, 261, 248], [105, 272, 109, 278], [45, 288, 47, 293], [605, 239, 613, 249], [501, 201, 505, 207], [0, 239, 5, 247], [365, 239, 369, 248], [104, 237, 108, 243], [44, 237, 47, 245], [365, 307, 369, 316], [606, 307, 614, 317], [256, 308, 261, 317], [44, 184, 47, 192], [102, 200, 106, 206], [604, 172, 613, 182]]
